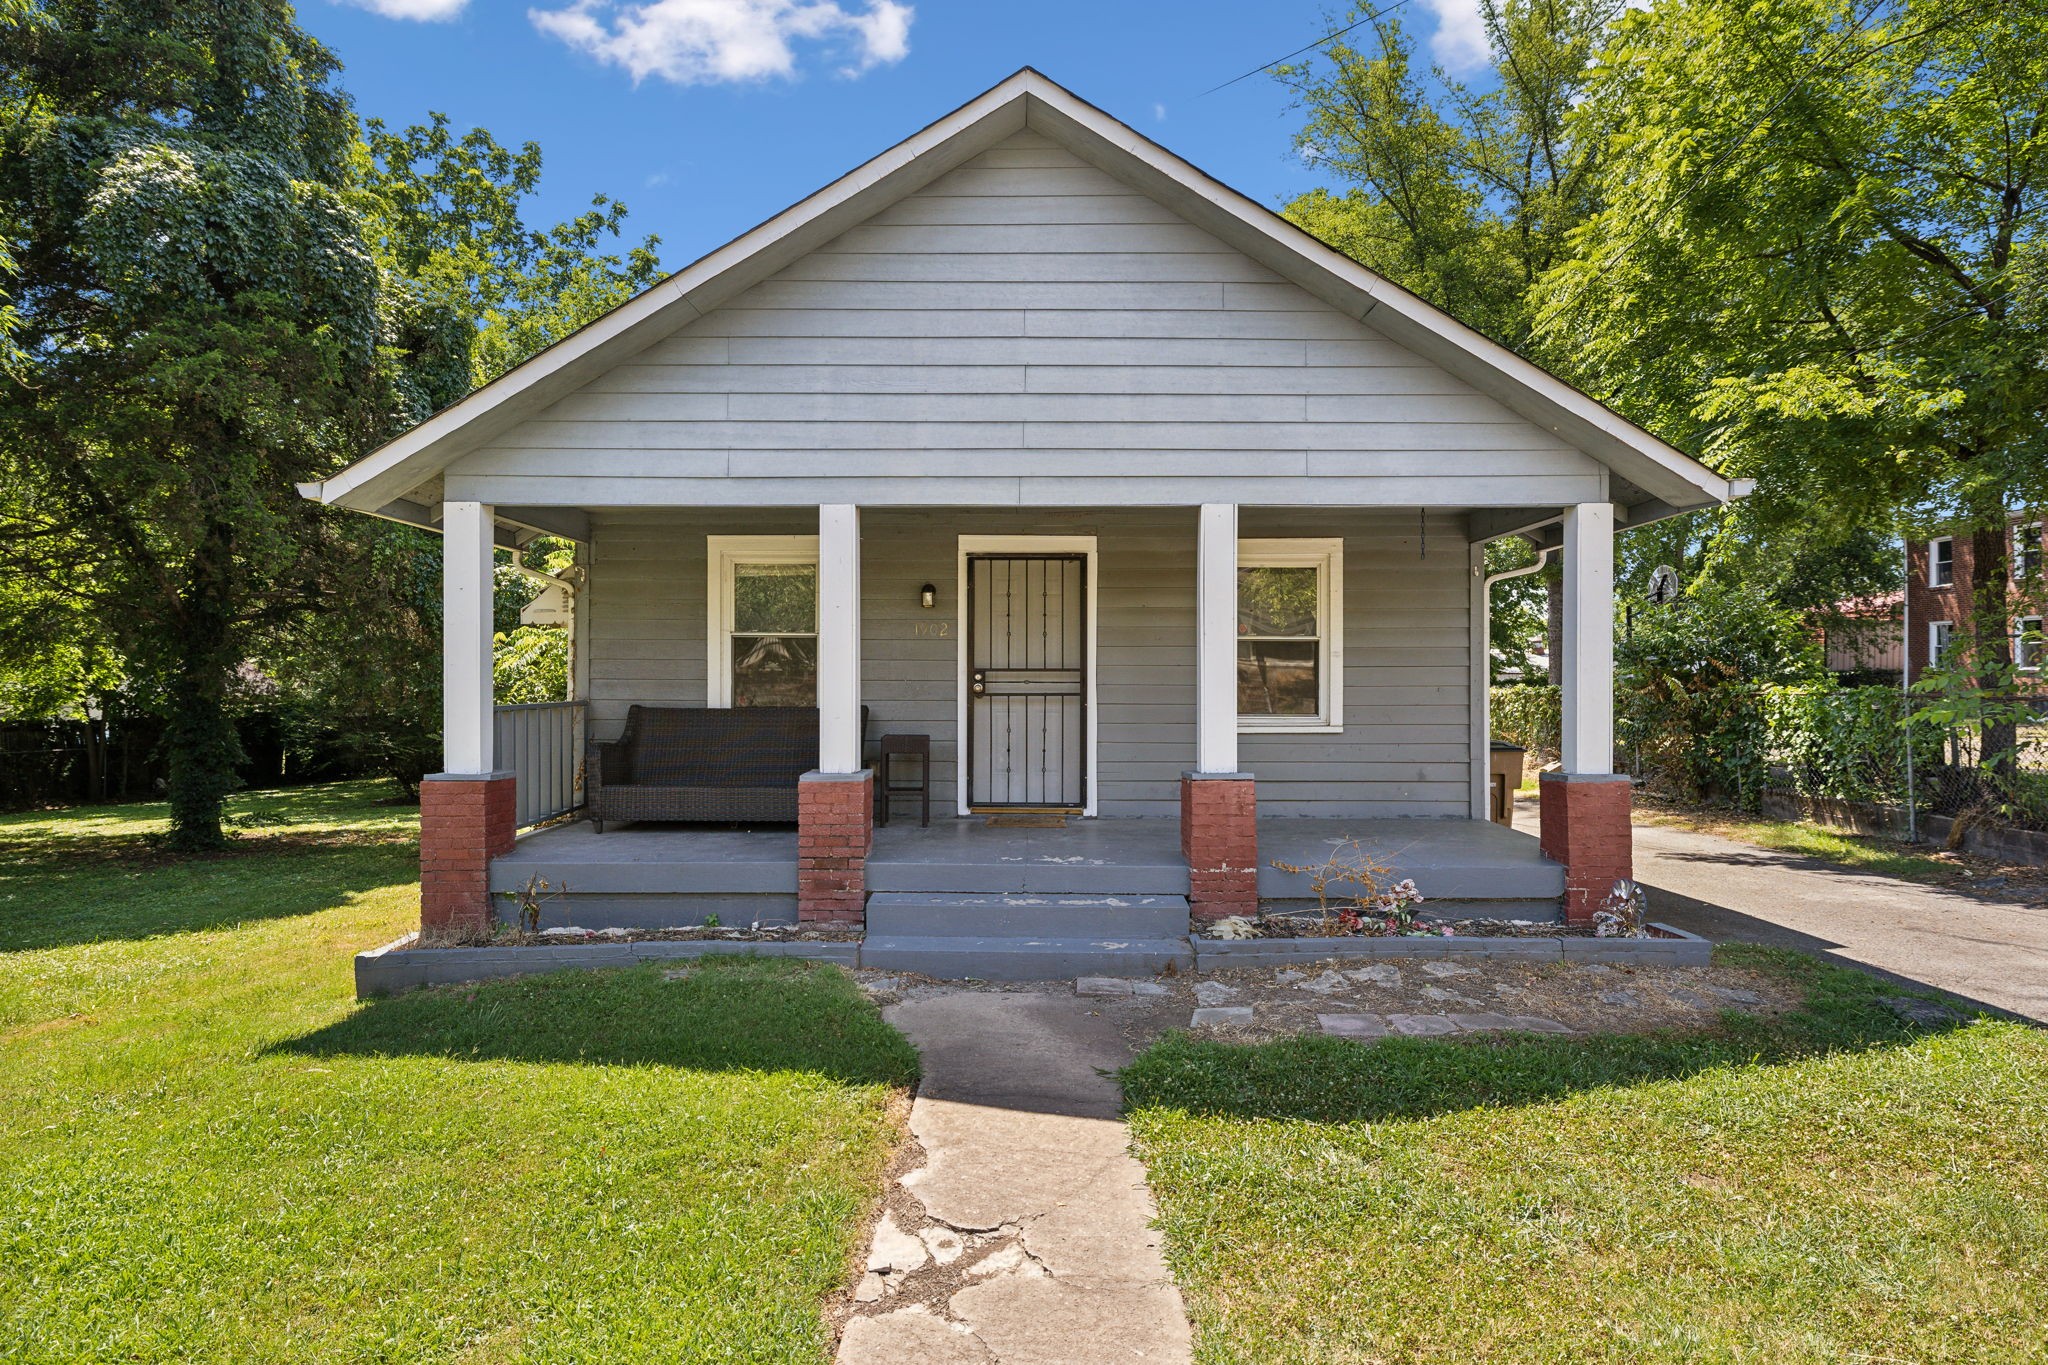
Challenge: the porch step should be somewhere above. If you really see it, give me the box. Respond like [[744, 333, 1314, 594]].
[[865, 892, 1189, 940], [859, 934, 1194, 982]]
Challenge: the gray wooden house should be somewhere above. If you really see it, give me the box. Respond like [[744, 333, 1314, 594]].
[[303, 71, 1742, 965]]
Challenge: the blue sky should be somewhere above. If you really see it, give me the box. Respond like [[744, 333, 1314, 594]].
[[311, 0, 1500, 269]]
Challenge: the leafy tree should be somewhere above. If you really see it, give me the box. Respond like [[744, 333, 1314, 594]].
[[1281, 0, 1624, 353], [355, 114, 663, 389], [1279, 0, 1623, 682], [0, 0, 414, 849], [1544, 0, 2048, 769]]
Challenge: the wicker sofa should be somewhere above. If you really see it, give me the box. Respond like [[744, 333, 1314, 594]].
[[585, 705, 867, 830]]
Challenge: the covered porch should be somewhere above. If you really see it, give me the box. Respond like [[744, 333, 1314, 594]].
[[488, 809, 1567, 930], [424, 495, 1628, 938]]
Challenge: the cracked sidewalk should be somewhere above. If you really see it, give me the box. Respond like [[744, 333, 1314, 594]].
[[834, 991, 1191, 1364]]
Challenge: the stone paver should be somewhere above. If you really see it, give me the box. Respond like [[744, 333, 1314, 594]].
[[1419, 961, 1477, 978], [1192, 980, 1240, 1006], [1387, 1013, 1460, 1036], [1506, 1015, 1574, 1033], [1446, 1012, 1519, 1031], [1075, 977, 1167, 998], [1190, 1006, 1254, 1028], [835, 992, 1190, 1365], [1318, 1013, 1389, 1039]]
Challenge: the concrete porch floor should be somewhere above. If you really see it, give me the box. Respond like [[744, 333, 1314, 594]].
[[489, 814, 1562, 925]]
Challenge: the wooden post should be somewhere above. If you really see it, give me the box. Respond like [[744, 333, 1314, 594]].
[[1195, 503, 1239, 776], [442, 499, 496, 775], [1559, 501, 1615, 776], [817, 504, 863, 775]]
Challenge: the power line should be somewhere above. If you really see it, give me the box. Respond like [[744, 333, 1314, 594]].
[[1196, 0, 1419, 98]]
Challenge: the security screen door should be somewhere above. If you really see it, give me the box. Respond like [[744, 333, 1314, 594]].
[[966, 555, 1087, 809]]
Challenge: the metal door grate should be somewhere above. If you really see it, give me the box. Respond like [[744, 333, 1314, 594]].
[[967, 555, 1086, 808]]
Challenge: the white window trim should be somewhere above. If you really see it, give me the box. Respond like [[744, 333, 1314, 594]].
[[955, 535, 1099, 818], [1237, 537, 1344, 734], [1928, 536, 1954, 587], [2016, 617, 2044, 672], [2017, 524, 2043, 579], [706, 535, 819, 709], [1928, 621, 1953, 664]]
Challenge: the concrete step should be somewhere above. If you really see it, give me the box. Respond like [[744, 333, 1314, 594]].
[[864, 892, 1190, 939], [860, 934, 1194, 981]]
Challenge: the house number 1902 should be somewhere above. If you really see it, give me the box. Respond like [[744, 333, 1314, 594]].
[[914, 621, 951, 638]]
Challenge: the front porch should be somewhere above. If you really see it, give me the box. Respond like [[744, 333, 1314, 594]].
[[430, 496, 1631, 943], [488, 812, 1567, 931]]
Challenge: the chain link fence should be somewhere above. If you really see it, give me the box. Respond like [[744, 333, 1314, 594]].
[[1492, 682, 2048, 834]]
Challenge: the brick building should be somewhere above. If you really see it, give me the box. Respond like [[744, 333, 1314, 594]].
[[1904, 516, 2047, 686]]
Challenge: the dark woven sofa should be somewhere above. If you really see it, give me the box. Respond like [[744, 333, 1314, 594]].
[[586, 705, 866, 830]]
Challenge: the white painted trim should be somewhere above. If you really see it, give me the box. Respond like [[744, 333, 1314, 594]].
[[1927, 536, 1954, 588], [1929, 620, 1954, 663], [2014, 616, 2043, 672], [307, 69, 1737, 520], [1559, 502, 1615, 775], [955, 534, 1099, 817], [442, 500, 496, 774], [1235, 536, 1344, 734], [1195, 506, 1240, 772], [705, 534, 821, 709], [817, 507, 863, 774], [1469, 540, 1490, 821]]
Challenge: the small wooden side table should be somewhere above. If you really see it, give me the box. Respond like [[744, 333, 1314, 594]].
[[875, 733, 932, 828]]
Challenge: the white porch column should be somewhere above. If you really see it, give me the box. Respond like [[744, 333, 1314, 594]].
[[441, 499, 496, 775], [817, 504, 863, 774], [1559, 501, 1616, 774], [1196, 503, 1240, 774]]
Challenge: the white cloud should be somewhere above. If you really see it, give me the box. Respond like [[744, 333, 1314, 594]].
[[528, 0, 915, 85], [1422, 0, 1492, 71], [1152, 101, 1166, 122], [335, 0, 469, 19]]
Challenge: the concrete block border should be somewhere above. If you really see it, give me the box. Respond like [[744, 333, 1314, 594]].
[[1189, 923, 1709, 972], [355, 922, 1711, 996], [354, 933, 859, 998]]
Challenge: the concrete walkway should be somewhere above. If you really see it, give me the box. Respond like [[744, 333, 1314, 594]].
[[1623, 813, 2048, 1023], [835, 992, 1191, 1364]]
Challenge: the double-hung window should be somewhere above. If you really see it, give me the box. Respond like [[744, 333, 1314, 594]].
[[2017, 617, 2044, 672], [1929, 621, 1955, 664], [1928, 537, 1954, 587], [2016, 524, 2043, 581], [1236, 538, 1343, 732], [707, 536, 819, 708]]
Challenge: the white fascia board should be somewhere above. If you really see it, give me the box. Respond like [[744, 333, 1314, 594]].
[[315, 77, 1035, 515], [1019, 82, 1736, 513]]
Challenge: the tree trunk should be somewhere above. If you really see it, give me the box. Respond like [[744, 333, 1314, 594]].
[[1967, 519, 2017, 783], [163, 520, 243, 852]]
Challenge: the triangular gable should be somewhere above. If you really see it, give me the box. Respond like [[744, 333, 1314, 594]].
[[302, 69, 1740, 523]]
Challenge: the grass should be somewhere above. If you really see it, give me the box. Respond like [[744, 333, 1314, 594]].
[[1123, 947, 2048, 1364], [1633, 805, 1965, 884], [0, 782, 917, 1363]]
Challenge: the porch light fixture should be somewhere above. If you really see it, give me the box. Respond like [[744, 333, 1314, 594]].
[[920, 583, 937, 609]]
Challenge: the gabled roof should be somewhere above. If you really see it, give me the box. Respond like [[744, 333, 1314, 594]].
[[302, 68, 1743, 521]]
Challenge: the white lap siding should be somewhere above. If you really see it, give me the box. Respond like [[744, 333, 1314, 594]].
[[445, 130, 1605, 511], [582, 507, 1474, 819]]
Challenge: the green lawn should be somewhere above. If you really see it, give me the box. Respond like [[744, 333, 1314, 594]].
[[1124, 948, 2048, 1364], [0, 782, 916, 1363]]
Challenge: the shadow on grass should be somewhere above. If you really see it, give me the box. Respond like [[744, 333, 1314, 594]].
[[0, 840, 420, 954], [272, 956, 921, 1089], [1121, 947, 1982, 1125]]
